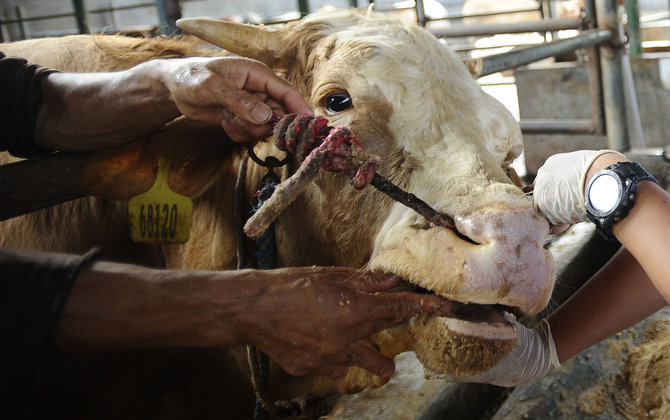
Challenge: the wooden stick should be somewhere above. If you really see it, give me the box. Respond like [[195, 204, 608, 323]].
[[370, 173, 456, 229]]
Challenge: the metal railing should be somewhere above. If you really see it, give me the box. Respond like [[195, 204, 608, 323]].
[[423, 0, 636, 151], [0, 0, 641, 151]]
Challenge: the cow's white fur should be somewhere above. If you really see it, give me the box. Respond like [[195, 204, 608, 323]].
[[0, 8, 556, 411]]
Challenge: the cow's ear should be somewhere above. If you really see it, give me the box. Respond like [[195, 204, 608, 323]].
[[177, 18, 282, 67], [460, 56, 482, 78]]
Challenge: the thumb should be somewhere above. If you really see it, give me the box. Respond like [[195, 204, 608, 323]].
[[225, 91, 273, 125]]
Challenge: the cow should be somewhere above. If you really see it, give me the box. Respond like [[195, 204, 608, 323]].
[[0, 8, 555, 418]]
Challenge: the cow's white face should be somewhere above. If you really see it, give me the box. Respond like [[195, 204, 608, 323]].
[[179, 9, 554, 379]]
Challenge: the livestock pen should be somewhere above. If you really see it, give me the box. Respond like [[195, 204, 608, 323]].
[[2, 0, 670, 418]]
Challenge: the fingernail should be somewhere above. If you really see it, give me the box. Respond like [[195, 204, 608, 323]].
[[251, 104, 272, 124]]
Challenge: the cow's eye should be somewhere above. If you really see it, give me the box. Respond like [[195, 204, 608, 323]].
[[325, 93, 353, 114]]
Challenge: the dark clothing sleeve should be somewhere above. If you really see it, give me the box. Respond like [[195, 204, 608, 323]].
[[0, 247, 102, 419], [0, 51, 59, 158], [0, 53, 102, 418]]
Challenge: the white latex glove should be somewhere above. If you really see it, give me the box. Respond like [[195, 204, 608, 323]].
[[533, 150, 623, 225], [436, 314, 560, 387], [533, 149, 624, 226]]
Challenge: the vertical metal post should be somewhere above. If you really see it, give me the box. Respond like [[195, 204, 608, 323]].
[[540, 0, 555, 42], [108, 1, 118, 30], [585, 0, 605, 135], [624, 0, 642, 55], [71, 0, 88, 34], [14, 6, 27, 40], [0, 10, 6, 42], [156, 0, 182, 36], [596, 0, 629, 151], [298, 0, 310, 17], [415, 0, 427, 26]]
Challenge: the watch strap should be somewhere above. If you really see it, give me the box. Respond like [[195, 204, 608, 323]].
[[586, 161, 657, 241]]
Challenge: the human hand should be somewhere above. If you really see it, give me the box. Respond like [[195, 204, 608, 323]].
[[442, 314, 560, 387], [234, 268, 453, 379], [151, 56, 313, 142], [533, 149, 624, 226]]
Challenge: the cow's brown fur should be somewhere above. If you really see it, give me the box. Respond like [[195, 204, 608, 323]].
[[1, 10, 555, 418]]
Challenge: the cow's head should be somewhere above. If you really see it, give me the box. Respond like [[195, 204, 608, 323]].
[[175, 8, 554, 392]]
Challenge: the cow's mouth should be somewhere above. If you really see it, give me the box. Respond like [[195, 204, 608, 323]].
[[387, 281, 520, 375], [404, 283, 520, 324]]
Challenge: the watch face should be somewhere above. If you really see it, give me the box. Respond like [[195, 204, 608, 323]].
[[588, 172, 622, 215]]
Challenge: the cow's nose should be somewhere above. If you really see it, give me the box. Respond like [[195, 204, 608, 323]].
[[455, 207, 550, 250]]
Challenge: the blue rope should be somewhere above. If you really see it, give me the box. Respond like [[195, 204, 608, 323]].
[[251, 182, 278, 270]]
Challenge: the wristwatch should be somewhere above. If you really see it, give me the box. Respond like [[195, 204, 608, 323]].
[[585, 161, 657, 241]]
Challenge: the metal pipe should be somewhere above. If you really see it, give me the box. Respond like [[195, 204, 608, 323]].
[[450, 42, 545, 53], [298, 0, 310, 17], [584, 0, 606, 135], [71, 0, 88, 34], [587, 46, 606, 135], [15, 6, 27, 40], [596, 0, 629, 151], [431, 7, 541, 21], [541, 0, 554, 42], [156, 0, 181, 36], [477, 29, 612, 77], [0, 3, 156, 24], [623, 55, 646, 146], [431, 18, 584, 38], [415, 0, 427, 26], [520, 119, 595, 134], [625, 0, 642, 55]]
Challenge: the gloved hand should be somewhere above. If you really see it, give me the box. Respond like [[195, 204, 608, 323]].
[[435, 313, 561, 387], [533, 149, 624, 226]]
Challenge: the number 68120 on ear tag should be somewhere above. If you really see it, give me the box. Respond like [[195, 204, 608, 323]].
[[129, 155, 193, 244]]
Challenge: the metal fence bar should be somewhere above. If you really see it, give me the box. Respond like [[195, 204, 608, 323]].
[[520, 119, 596, 134], [71, 0, 88, 34], [450, 41, 545, 53], [625, 0, 643, 55], [0, 2, 156, 25], [415, 0, 427, 26], [431, 18, 585, 38], [432, 7, 542, 22], [583, 0, 606, 136], [477, 29, 613, 77], [15, 6, 27, 39], [587, 45, 606, 135], [156, 0, 181, 35], [298, 0, 310, 17], [596, 0, 629, 151]]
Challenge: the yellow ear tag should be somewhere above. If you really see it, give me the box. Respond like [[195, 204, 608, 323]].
[[128, 155, 193, 244]]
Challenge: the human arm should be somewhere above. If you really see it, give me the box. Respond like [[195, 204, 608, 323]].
[[51, 255, 452, 379], [536, 150, 670, 303], [0, 247, 101, 415], [447, 150, 669, 386], [34, 56, 312, 151], [548, 247, 666, 362]]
